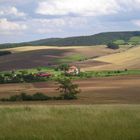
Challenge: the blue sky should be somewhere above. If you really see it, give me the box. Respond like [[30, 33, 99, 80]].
[[0, 0, 140, 43]]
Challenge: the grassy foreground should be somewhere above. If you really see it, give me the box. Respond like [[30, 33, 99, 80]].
[[0, 105, 140, 140]]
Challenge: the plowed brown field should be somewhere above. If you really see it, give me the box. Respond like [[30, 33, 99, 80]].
[[0, 75, 140, 104], [0, 46, 122, 71]]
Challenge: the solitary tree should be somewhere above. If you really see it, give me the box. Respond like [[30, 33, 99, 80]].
[[57, 77, 80, 99], [107, 42, 119, 49]]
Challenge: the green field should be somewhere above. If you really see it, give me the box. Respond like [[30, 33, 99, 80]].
[[129, 36, 140, 45], [1, 67, 140, 84], [57, 54, 86, 63], [80, 69, 140, 78], [0, 105, 139, 140]]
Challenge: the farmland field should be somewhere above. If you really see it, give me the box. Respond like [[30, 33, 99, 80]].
[[1, 2, 140, 139], [87, 46, 140, 70], [0, 105, 139, 140], [0, 45, 127, 71], [0, 45, 140, 140], [0, 75, 140, 104], [1, 45, 140, 71]]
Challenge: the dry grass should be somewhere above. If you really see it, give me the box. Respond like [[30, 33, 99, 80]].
[[2, 45, 107, 53], [84, 46, 140, 70], [0, 105, 139, 140]]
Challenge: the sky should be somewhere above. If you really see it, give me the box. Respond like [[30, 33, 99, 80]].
[[1, 0, 140, 43]]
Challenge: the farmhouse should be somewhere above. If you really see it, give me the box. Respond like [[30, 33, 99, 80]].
[[66, 66, 80, 75]]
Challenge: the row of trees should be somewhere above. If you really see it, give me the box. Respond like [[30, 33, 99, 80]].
[[0, 64, 76, 84], [0, 71, 48, 84], [1, 77, 80, 101]]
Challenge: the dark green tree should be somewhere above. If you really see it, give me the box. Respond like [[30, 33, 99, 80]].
[[107, 42, 119, 49], [58, 64, 70, 71], [57, 77, 80, 100]]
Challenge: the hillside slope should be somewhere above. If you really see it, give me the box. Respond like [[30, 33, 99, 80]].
[[87, 46, 140, 70], [0, 46, 120, 71], [1, 31, 140, 49]]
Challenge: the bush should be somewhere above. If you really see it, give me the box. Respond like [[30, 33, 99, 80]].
[[107, 43, 119, 49], [0, 75, 5, 83], [57, 64, 70, 72], [0, 51, 11, 56], [125, 69, 128, 72], [61, 93, 78, 100], [9, 93, 32, 101], [0, 91, 78, 102], [32, 93, 52, 101], [78, 72, 93, 78]]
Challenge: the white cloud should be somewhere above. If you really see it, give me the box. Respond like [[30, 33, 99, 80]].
[[36, 18, 66, 27], [0, 18, 27, 35], [132, 20, 140, 26], [37, 28, 62, 34], [36, 0, 120, 16], [36, 0, 140, 17], [29, 17, 88, 34], [34, 17, 87, 26], [33, 19, 65, 33], [0, 6, 26, 17]]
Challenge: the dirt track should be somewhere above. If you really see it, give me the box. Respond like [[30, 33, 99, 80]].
[[0, 75, 140, 104]]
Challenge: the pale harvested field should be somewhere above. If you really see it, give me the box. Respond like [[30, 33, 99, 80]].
[[85, 46, 140, 71], [2, 45, 116, 54], [2, 45, 120, 58], [0, 75, 140, 104]]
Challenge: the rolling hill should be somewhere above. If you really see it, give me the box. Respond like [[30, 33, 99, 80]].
[[1, 31, 140, 49], [0, 46, 122, 71], [85, 46, 140, 70], [0, 31, 140, 71]]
